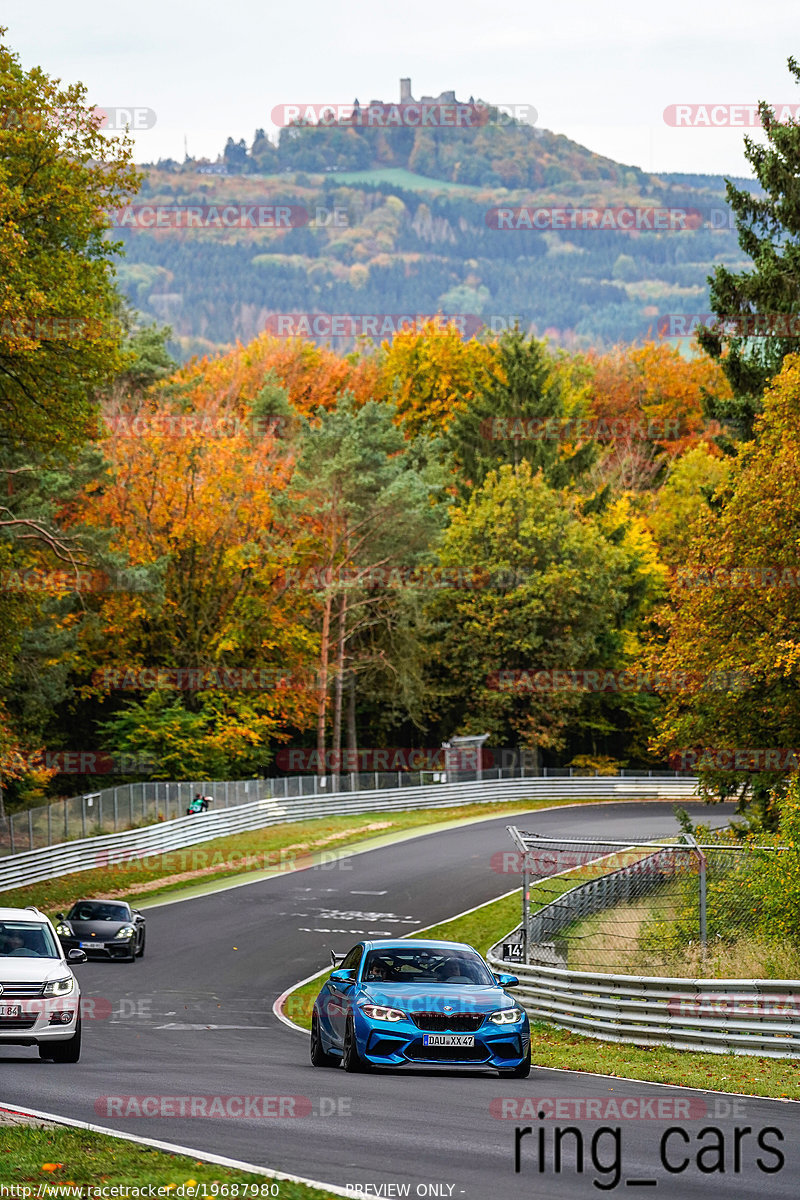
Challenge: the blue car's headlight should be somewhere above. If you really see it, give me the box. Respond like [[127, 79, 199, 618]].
[[359, 1004, 406, 1022], [489, 1007, 524, 1025]]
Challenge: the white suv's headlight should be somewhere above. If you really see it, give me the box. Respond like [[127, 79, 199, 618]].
[[44, 977, 74, 996], [489, 1007, 523, 1025], [114, 925, 135, 939]]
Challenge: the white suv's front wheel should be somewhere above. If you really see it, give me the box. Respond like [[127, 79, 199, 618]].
[[39, 1017, 81, 1063]]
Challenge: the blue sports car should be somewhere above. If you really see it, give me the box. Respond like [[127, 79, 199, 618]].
[[310, 938, 531, 1076]]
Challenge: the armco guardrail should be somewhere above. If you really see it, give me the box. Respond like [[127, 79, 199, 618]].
[[0, 774, 698, 892], [488, 935, 800, 1057], [0, 766, 695, 854]]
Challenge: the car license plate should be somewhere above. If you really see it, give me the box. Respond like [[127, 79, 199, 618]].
[[422, 1034, 474, 1047], [0, 1005, 21, 1018], [79, 941, 94, 948]]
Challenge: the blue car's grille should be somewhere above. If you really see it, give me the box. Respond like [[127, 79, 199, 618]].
[[407, 1040, 489, 1062], [410, 1011, 485, 1033]]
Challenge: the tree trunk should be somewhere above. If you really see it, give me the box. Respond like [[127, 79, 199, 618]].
[[346, 668, 358, 787], [316, 590, 333, 778], [330, 593, 348, 790]]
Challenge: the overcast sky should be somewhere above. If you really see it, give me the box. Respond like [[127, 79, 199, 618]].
[[4, 0, 799, 177]]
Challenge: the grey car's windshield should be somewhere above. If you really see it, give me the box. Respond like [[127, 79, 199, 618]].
[[68, 902, 130, 922], [362, 948, 494, 985], [0, 921, 60, 958]]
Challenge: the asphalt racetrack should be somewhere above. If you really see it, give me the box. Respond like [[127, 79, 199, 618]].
[[2, 800, 797, 1198]]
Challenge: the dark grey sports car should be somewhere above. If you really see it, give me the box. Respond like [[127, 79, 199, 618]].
[[55, 899, 146, 962]]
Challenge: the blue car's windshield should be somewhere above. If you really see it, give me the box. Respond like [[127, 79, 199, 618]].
[[362, 948, 494, 985]]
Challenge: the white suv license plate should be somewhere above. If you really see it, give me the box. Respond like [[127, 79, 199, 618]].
[[422, 1033, 474, 1047], [0, 1005, 21, 1018]]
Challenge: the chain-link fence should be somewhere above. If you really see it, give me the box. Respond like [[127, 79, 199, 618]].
[[504, 829, 795, 980], [0, 765, 690, 855]]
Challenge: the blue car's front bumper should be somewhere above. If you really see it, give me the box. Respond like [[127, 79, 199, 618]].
[[352, 1009, 530, 1069]]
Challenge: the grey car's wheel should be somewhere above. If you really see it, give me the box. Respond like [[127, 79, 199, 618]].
[[136, 930, 146, 958], [310, 1012, 338, 1067], [46, 1018, 82, 1063], [342, 1015, 368, 1073]]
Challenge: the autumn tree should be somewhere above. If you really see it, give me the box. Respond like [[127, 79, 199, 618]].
[[584, 342, 730, 490], [0, 31, 140, 806], [76, 358, 320, 778], [698, 57, 800, 440], [422, 460, 661, 763], [652, 353, 800, 825], [380, 320, 495, 439], [286, 395, 442, 776]]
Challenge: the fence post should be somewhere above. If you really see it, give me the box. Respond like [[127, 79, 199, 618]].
[[9, 815, 14, 855], [81, 796, 87, 838], [64, 797, 68, 842], [523, 852, 532, 965], [47, 801, 52, 846], [28, 809, 34, 850], [684, 835, 707, 957]]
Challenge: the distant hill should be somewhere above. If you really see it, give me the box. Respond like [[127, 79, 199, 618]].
[[123, 93, 753, 360]]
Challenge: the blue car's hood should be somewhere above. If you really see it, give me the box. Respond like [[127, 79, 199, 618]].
[[359, 983, 515, 1012]]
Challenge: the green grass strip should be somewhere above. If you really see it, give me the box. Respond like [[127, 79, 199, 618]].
[[0, 1124, 344, 1195]]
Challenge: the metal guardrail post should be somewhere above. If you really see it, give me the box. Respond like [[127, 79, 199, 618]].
[[28, 809, 33, 850]]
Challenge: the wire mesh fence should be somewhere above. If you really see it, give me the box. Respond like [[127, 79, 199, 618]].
[[505, 829, 795, 980]]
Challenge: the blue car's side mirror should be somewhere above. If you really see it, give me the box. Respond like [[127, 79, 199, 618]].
[[329, 968, 356, 985], [494, 972, 519, 988]]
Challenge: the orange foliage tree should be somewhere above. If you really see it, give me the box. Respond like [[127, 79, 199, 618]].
[[75, 348, 328, 776], [583, 342, 730, 488]]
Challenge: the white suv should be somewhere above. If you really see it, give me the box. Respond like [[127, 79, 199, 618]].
[[0, 906, 86, 1062]]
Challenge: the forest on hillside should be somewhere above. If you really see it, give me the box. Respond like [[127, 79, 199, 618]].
[[3, 35, 800, 834]]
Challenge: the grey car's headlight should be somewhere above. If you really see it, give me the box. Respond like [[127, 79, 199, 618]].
[[55, 923, 72, 937], [44, 977, 74, 996], [114, 925, 136, 939], [489, 1007, 523, 1025], [359, 1004, 406, 1022]]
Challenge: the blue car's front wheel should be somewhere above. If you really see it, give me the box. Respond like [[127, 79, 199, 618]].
[[342, 1015, 369, 1073], [498, 1045, 531, 1078], [310, 1012, 338, 1068]]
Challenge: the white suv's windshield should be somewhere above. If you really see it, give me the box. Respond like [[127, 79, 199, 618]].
[[0, 921, 60, 958]]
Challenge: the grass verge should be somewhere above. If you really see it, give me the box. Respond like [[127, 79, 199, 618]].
[[0, 1123, 342, 1196], [281, 887, 800, 1100], [0, 794, 606, 918]]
